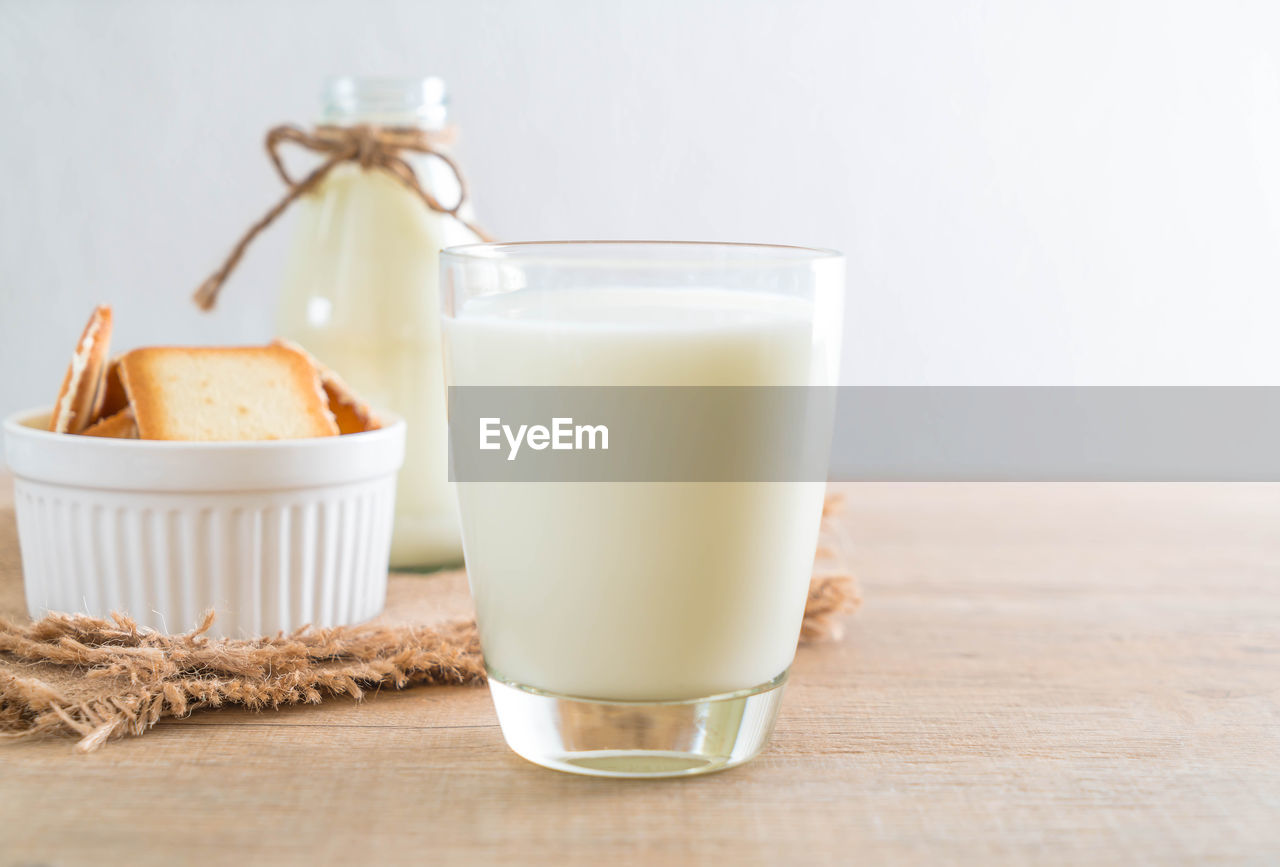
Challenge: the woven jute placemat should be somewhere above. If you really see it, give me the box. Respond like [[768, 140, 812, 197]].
[[0, 497, 858, 752]]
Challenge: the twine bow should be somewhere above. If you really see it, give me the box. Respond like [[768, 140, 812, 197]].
[[193, 124, 492, 311]]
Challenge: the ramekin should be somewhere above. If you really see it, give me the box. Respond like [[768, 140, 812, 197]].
[[3, 407, 405, 637]]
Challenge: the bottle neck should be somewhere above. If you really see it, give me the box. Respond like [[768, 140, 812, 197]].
[[321, 76, 448, 130]]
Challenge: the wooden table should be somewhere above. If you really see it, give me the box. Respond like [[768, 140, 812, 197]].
[[2, 482, 1277, 865]]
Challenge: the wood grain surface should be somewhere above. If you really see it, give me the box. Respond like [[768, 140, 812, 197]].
[[1, 481, 1277, 865]]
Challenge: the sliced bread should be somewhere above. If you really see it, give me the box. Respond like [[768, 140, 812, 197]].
[[118, 344, 339, 441], [81, 407, 138, 438], [49, 305, 113, 434], [90, 357, 129, 424], [271, 338, 383, 434]]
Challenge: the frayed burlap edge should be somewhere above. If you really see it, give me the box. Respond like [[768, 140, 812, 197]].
[[0, 612, 486, 753]]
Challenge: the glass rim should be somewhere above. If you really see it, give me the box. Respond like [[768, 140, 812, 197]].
[[440, 240, 843, 268]]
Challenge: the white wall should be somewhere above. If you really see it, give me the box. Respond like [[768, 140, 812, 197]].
[[3, 0, 1279, 454]]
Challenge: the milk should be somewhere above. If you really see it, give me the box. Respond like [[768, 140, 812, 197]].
[[278, 163, 476, 567], [445, 288, 832, 701]]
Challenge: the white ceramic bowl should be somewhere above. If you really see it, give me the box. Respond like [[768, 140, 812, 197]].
[[3, 407, 405, 637]]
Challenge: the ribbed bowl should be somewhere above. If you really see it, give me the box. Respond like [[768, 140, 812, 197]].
[[3, 407, 405, 637]]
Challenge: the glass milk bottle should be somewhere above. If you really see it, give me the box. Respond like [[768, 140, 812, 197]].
[[276, 77, 478, 568]]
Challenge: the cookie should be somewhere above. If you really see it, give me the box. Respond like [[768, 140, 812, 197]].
[[271, 338, 383, 434], [81, 407, 138, 439], [118, 344, 339, 441], [49, 305, 113, 434]]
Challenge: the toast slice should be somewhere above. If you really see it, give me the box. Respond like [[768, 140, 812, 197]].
[[118, 344, 339, 441], [81, 407, 138, 438], [271, 338, 383, 434], [90, 357, 129, 425], [49, 305, 113, 434]]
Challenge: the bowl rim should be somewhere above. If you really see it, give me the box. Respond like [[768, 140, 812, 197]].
[[4, 405, 407, 492], [3, 405, 405, 450]]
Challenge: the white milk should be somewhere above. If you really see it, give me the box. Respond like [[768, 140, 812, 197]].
[[278, 164, 476, 567], [445, 288, 831, 701]]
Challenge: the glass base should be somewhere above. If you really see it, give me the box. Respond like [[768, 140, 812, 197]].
[[487, 670, 789, 778]]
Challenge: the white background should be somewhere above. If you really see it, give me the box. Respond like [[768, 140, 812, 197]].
[[3, 0, 1279, 457]]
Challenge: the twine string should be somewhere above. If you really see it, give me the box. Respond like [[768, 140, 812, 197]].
[[193, 123, 491, 311]]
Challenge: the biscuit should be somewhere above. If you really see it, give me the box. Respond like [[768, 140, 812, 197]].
[[271, 338, 383, 434], [89, 358, 129, 425], [118, 344, 339, 441], [49, 305, 113, 434], [81, 407, 138, 439]]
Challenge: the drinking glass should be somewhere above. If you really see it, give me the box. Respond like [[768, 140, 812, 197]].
[[440, 241, 843, 777]]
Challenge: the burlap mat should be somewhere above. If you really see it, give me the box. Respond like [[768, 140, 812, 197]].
[[0, 498, 858, 752]]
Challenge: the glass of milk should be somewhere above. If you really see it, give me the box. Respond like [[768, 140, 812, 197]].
[[441, 242, 843, 777]]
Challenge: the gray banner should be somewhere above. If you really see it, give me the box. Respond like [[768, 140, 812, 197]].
[[447, 386, 1280, 482], [448, 386, 836, 482]]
